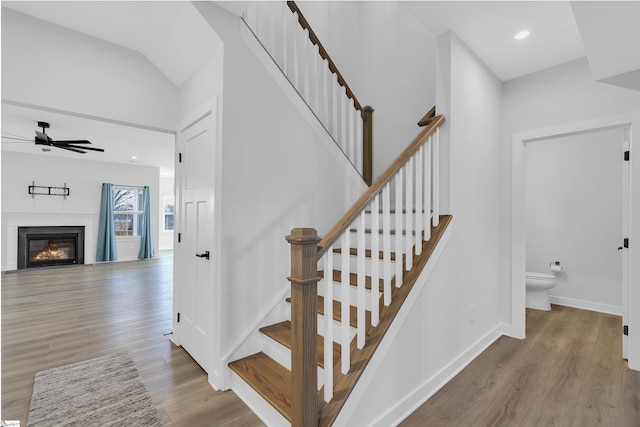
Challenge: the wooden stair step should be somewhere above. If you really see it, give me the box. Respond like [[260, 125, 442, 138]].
[[286, 296, 371, 328], [318, 269, 385, 291], [229, 352, 292, 422], [260, 320, 341, 369], [332, 247, 397, 261]]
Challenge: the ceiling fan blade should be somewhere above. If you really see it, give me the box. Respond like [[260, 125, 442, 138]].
[[2, 131, 32, 139], [35, 131, 50, 144], [62, 144, 104, 152], [54, 145, 86, 154], [52, 140, 92, 145], [1, 136, 33, 142]]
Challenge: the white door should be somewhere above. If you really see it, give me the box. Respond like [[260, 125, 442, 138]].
[[173, 100, 218, 375], [622, 127, 630, 359]]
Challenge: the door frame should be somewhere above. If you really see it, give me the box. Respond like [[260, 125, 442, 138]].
[[511, 111, 640, 371], [172, 97, 225, 389]]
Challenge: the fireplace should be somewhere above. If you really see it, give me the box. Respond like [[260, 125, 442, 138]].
[[17, 226, 85, 269]]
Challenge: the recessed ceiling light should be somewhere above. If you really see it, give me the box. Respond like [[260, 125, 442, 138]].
[[130, 155, 137, 160], [515, 30, 530, 40]]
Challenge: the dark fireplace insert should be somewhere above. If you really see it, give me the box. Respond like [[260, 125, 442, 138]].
[[18, 226, 85, 269]]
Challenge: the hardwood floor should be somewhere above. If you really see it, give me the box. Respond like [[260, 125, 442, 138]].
[[1, 252, 265, 426], [401, 305, 640, 427], [4, 256, 639, 426]]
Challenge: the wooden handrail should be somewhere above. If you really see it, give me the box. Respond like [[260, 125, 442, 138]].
[[418, 106, 437, 127], [317, 114, 445, 259], [287, 1, 363, 114]]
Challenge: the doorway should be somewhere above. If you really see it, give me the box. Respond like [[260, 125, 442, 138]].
[[511, 116, 634, 363]]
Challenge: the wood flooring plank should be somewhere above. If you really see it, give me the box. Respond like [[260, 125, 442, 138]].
[[400, 306, 639, 427], [1, 253, 262, 427]]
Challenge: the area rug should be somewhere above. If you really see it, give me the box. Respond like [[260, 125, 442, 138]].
[[27, 351, 163, 427]]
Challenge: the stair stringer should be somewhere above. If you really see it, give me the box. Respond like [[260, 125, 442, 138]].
[[331, 223, 453, 427], [239, 21, 367, 190]]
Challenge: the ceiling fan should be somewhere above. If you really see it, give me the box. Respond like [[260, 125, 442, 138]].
[[1, 121, 105, 154]]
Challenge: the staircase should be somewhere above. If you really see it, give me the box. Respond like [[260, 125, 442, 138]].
[[228, 3, 451, 425], [229, 113, 449, 426]]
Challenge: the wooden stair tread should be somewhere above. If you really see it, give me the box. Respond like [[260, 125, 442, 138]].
[[332, 247, 397, 261], [229, 352, 292, 422], [286, 296, 371, 328], [259, 321, 341, 369], [318, 269, 385, 291]]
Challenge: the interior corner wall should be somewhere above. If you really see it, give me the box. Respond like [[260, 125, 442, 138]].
[[500, 57, 640, 323], [298, 1, 437, 181], [192, 2, 367, 368], [1, 151, 160, 269], [1, 7, 178, 130], [343, 31, 504, 426]]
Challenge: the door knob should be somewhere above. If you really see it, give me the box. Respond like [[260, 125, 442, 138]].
[[196, 250, 210, 260]]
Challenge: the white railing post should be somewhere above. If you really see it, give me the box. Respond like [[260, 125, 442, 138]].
[[371, 195, 380, 325], [405, 157, 413, 271], [382, 183, 392, 305], [415, 145, 423, 255], [357, 212, 366, 349], [323, 250, 334, 402], [424, 136, 432, 241], [394, 170, 403, 287], [433, 128, 440, 227], [340, 232, 351, 374]]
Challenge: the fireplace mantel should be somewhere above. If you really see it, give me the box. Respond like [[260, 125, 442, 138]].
[[4, 212, 96, 271]]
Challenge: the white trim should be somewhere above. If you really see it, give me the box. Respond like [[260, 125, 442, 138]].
[[511, 110, 640, 371], [368, 323, 509, 427], [333, 224, 453, 427], [549, 295, 622, 316]]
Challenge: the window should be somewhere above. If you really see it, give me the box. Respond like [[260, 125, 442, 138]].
[[113, 186, 144, 237], [163, 194, 175, 231]]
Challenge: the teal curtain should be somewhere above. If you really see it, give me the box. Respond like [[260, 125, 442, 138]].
[[138, 186, 155, 259], [96, 183, 117, 261]]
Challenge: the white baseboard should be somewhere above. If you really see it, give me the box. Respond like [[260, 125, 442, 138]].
[[549, 295, 622, 316], [368, 322, 508, 427]]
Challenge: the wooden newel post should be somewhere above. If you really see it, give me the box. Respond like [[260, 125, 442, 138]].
[[362, 106, 374, 187], [286, 228, 321, 427]]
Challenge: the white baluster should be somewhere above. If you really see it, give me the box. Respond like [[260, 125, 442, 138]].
[[302, 29, 310, 102], [371, 195, 380, 326], [322, 60, 330, 132], [291, 13, 300, 88], [350, 104, 358, 168], [312, 42, 321, 115], [405, 157, 413, 271], [281, 2, 289, 76], [356, 112, 363, 175], [382, 183, 392, 305], [357, 212, 366, 349], [331, 75, 339, 142], [433, 128, 440, 227], [394, 171, 403, 287], [267, 3, 276, 59], [341, 87, 349, 154], [341, 232, 351, 374], [323, 250, 333, 402], [424, 136, 432, 240], [415, 147, 423, 256]]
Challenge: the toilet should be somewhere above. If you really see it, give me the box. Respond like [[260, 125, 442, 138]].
[[525, 271, 557, 311]]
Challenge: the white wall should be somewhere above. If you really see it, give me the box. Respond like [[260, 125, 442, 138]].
[[526, 128, 624, 312], [1, 151, 160, 269], [298, 1, 437, 181], [344, 31, 504, 425], [192, 2, 367, 386], [1, 7, 178, 131]]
